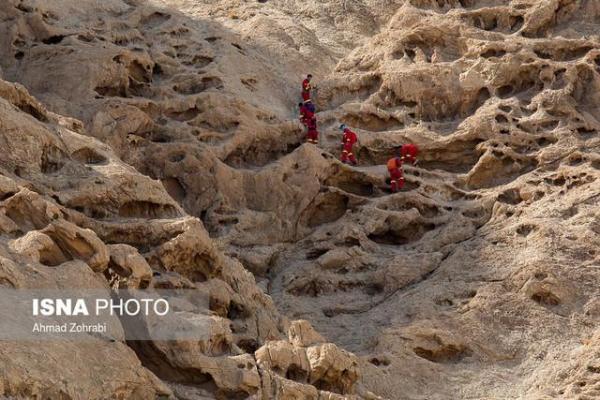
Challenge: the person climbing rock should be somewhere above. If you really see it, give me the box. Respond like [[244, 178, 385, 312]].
[[387, 149, 404, 192], [306, 117, 319, 144], [299, 102, 314, 126], [302, 74, 313, 102], [340, 124, 358, 165], [400, 143, 419, 165]]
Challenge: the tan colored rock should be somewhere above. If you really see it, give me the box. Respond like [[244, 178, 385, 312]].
[[316, 249, 352, 271], [9, 231, 69, 267], [306, 343, 360, 394], [41, 220, 109, 273], [256, 320, 360, 396], [107, 244, 152, 288], [288, 320, 325, 348]]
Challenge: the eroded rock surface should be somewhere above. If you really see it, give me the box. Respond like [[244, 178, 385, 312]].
[[0, 0, 599, 398]]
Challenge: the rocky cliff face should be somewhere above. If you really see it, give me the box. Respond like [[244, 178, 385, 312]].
[[1, 0, 599, 399]]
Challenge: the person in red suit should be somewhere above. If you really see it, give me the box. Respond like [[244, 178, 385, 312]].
[[387, 154, 404, 192], [401, 143, 419, 165], [298, 102, 314, 126], [339, 124, 357, 165], [387, 144, 419, 192], [306, 117, 319, 144], [302, 74, 313, 102]]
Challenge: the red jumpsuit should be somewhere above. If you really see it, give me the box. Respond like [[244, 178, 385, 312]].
[[302, 79, 312, 101], [306, 118, 319, 144], [387, 157, 404, 192], [341, 128, 358, 165], [401, 143, 419, 165], [299, 105, 314, 126]]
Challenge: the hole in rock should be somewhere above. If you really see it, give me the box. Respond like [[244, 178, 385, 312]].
[[497, 85, 513, 98], [544, 176, 565, 186], [169, 153, 185, 162], [173, 76, 223, 95], [364, 282, 384, 295], [118, 201, 179, 219], [94, 85, 127, 98], [510, 15, 524, 31], [305, 248, 328, 260], [161, 178, 186, 203], [481, 49, 505, 58], [516, 224, 536, 236], [368, 223, 435, 245], [141, 12, 171, 29], [534, 272, 547, 280], [150, 132, 172, 143], [324, 174, 375, 197], [71, 147, 107, 165], [587, 365, 600, 374], [16, 102, 47, 122], [568, 155, 583, 166], [531, 290, 560, 306], [534, 49, 553, 59], [286, 364, 308, 381], [306, 192, 349, 228], [498, 189, 522, 205], [227, 302, 250, 320], [42, 35, 65, 45], [237, 339, 259, 353], [166, 107, 201, 122], [40, 147, 65, 174], [577, 127, 595, 139], [495, 114, 508, 124], [127, 60, 151, 83], [414, 343, 470, 363], [369, 356, 391, 367], [39, 243, 71, 267]]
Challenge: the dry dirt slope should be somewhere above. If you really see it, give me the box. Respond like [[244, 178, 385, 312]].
[[1, 0, 600, 399]]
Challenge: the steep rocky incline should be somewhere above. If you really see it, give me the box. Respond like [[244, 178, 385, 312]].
[[0, 68, 365, 400], [1, 0, 600, 399]]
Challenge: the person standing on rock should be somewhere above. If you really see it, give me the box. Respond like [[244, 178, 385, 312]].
[[299, 102, 318, 144], [299, 102, 314, 127], [387, 144, 419, 192], [306, 116, 319, 144], [340, 124, 358, 165], [387, 148, 405, 192], [302, 74, 313, 102]]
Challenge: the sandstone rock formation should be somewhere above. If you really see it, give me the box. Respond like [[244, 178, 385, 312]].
[[0, 0, 599, 399]]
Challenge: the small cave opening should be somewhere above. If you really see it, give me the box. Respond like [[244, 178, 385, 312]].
[[306, 192, 349, 228], [71, 147, 107, 165], [286, 364, 308, 382], [414, 343, 470, 363], [497, 188, 522, 205], [42, 35, 66, 45], [368, 222, 435, 245], [531, 290, 561, 306], [118, 201, 180, 219]]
